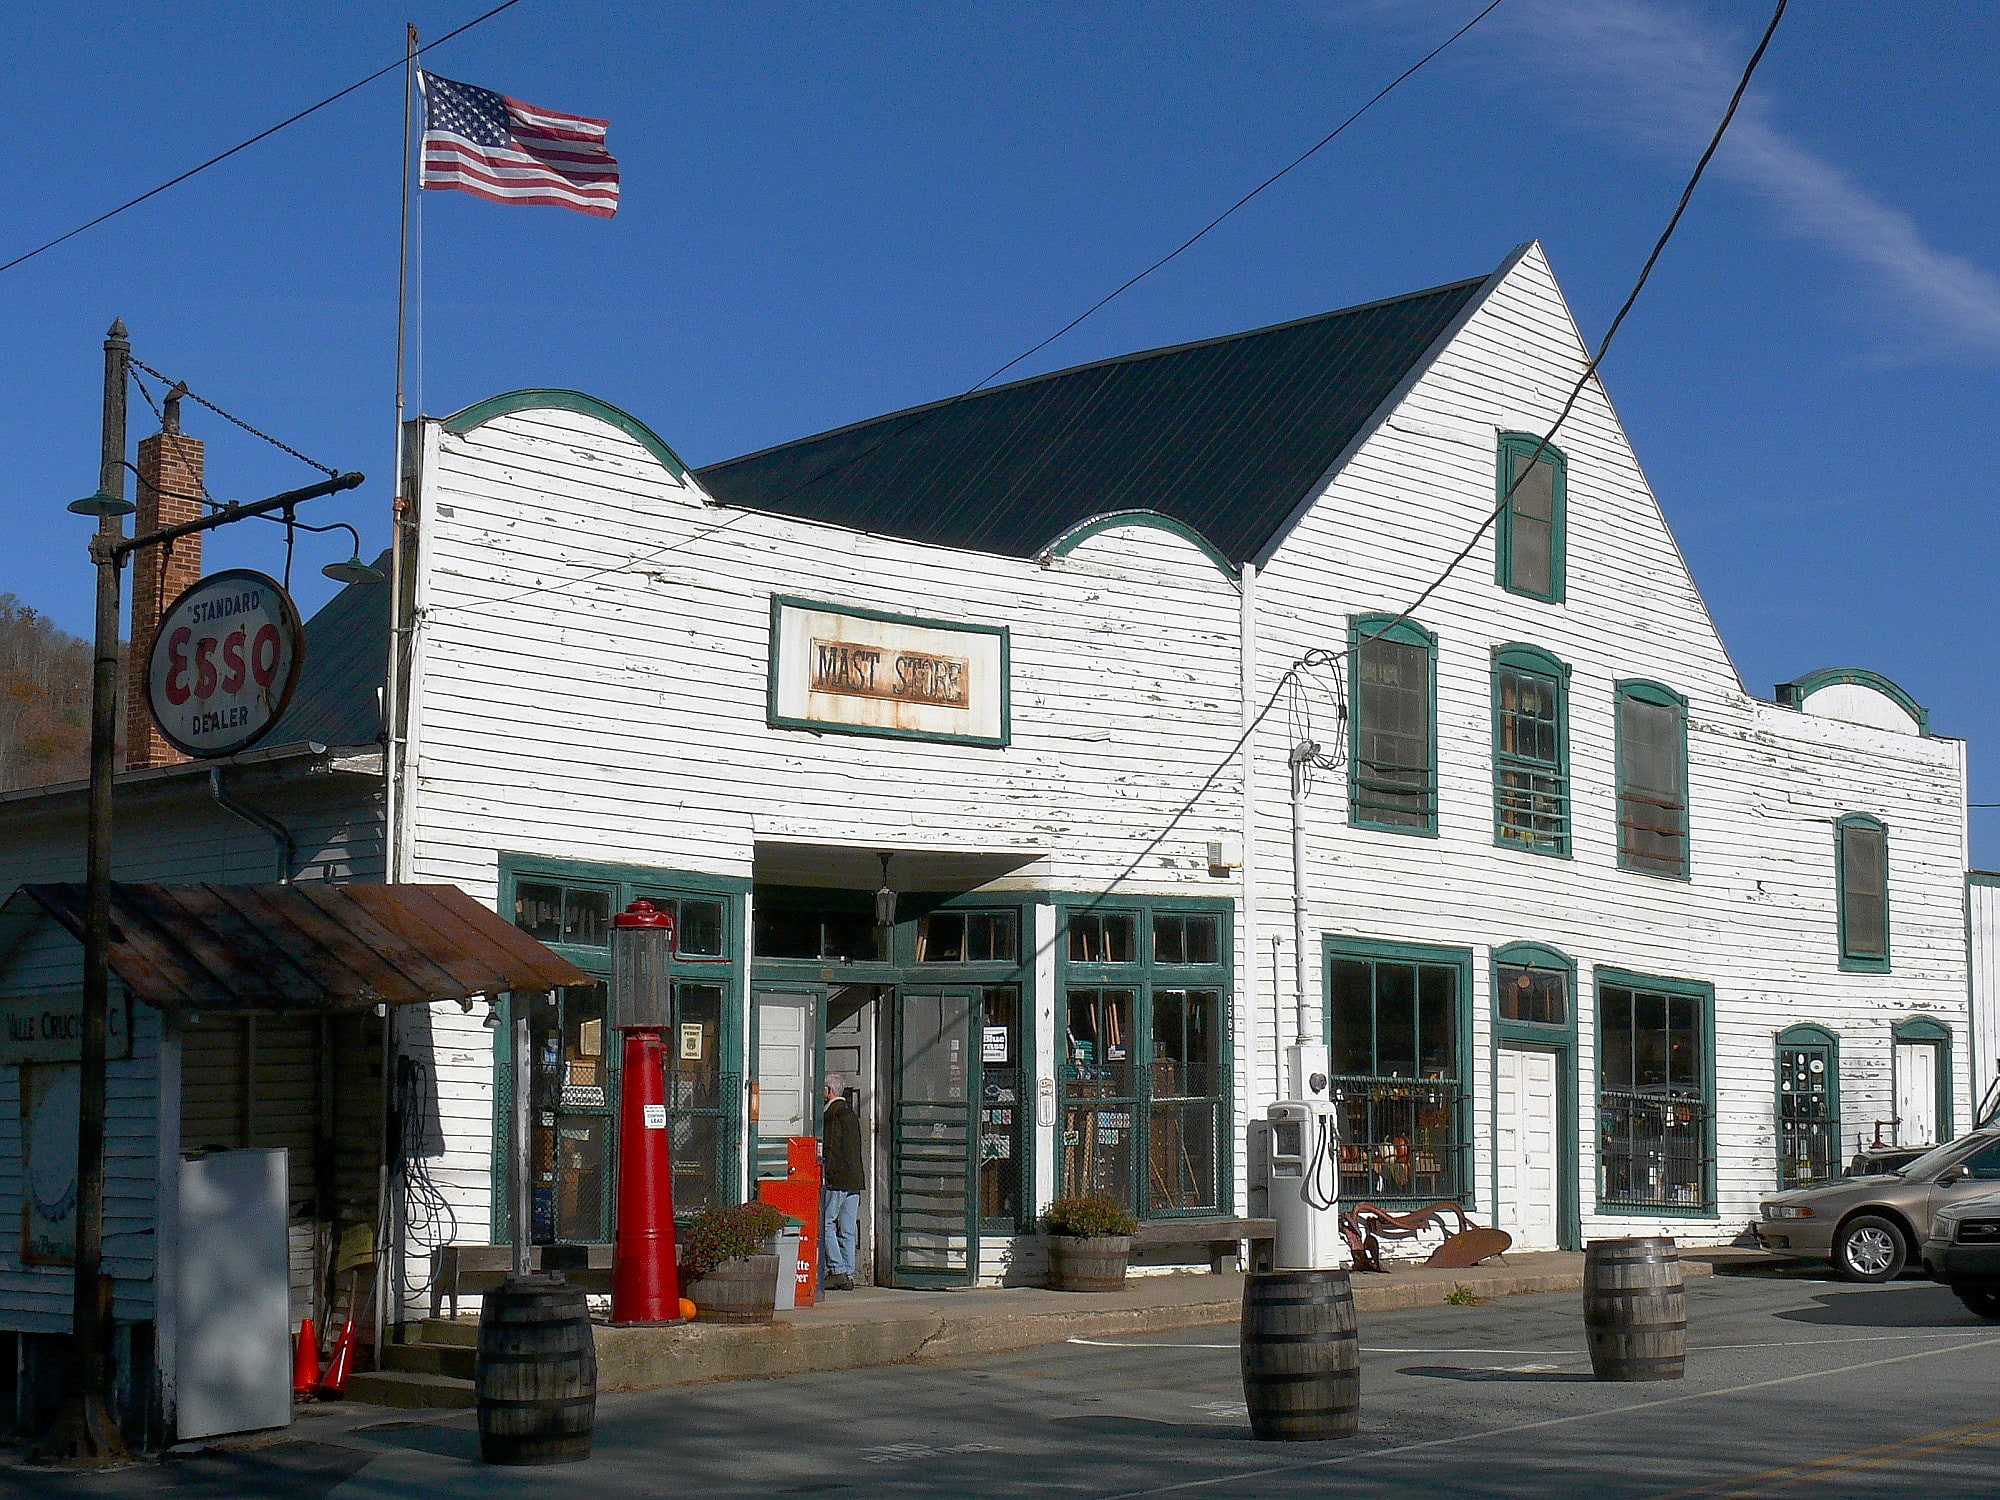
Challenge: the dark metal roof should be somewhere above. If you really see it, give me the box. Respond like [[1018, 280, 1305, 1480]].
[[278, 549, 391, 748], [11, 881, 591, 1013], [694, 275, 1489, 565]]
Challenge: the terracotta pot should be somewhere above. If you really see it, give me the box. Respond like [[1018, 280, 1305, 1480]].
[[685, 1254, 780, 1324], [1049, 1235, 1131, 1292]]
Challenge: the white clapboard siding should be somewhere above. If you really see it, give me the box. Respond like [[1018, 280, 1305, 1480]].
[[1971, 878, 2000, 1121], [0, 919, 165, 1331], [390, 241, 1968, 1263], [1248, 244, 1968, 1242], [403, 409, 1249, 1263]]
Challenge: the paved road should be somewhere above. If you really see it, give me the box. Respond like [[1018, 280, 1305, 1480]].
[[13, 1269, 2000, 1497]]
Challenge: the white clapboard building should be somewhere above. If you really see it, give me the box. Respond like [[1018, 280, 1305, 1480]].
[[0, 243, 1973, 1342]]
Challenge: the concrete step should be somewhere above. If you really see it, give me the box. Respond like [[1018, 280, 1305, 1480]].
[[418, 1318, 480, 1349], [385, 1342, 476, 1380], [340, 1369, 476, 1410]]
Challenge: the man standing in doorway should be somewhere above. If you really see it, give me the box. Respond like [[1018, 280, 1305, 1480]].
[[822, 1074, 865, 1291]]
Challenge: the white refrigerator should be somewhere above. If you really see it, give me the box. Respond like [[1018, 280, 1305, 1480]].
[[176, 1148, 292, 1440]]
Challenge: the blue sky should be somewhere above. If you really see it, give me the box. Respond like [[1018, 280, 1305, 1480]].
[[3, 2, 1995, 851]]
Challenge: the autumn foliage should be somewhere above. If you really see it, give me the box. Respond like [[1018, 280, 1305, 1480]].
[[0, 595, 123, 791]]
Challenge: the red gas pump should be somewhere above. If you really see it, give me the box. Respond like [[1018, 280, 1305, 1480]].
[[610, 899, 684, 1324]]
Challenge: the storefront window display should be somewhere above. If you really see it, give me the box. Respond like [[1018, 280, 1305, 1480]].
[[1059, 903, 1230, 1220]]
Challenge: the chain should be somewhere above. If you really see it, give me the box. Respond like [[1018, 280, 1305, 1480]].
[[129, 356, 339, 477]]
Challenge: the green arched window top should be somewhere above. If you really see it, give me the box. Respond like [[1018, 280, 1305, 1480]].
[[1893, 1015, 1950, 1045], [1493, 646, 1572, 857], [1493, 941, 1574, 1028], [1616, 679, 1690, 879], [1775, 1024, 1841, 1187], [1836, 814, 1890, 972], [1496, 432, 1567, 603], [1349, 614, 1438, 836]]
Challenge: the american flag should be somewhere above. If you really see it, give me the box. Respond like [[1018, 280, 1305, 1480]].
[[419, 71, 619, 218]]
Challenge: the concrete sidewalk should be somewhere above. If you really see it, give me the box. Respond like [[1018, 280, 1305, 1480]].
[[348, 1249, 1711, 1405]]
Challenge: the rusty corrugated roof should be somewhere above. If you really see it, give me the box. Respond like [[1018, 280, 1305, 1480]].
[[17, 881, 592, 1013]]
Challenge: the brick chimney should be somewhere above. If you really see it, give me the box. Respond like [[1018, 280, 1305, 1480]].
[[127, 386, 204, 769]]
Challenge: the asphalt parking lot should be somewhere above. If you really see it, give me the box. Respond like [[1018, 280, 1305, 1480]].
[[13, 1265, 2000, 1498]]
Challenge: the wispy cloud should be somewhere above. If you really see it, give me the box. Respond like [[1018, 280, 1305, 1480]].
[[1352, 0, 2000, 359]]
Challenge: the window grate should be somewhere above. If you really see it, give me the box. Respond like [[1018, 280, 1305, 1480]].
[[1599, 1089, 1712, 1209], [1328, 1074, 1469, 1204]]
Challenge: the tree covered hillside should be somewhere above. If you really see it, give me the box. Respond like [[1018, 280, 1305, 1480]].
[[0, 595, 122, 791]]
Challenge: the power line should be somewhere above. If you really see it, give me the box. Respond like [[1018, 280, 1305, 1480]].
[[434, 0, 1508, 619], [1355, 0, 1788, 654], [0, 0, 531, 279], [1075, 0, 1790, 906]]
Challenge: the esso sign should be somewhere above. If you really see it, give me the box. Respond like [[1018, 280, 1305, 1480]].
[[145, 569, 304, 758]]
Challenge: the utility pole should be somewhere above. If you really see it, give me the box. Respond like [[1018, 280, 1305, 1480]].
[[34, 319, 133, 1463], [34, 322, 362, 1465]]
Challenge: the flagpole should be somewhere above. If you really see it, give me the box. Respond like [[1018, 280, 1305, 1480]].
[[385, 22, 416, 890], [377, 17, 418, 1374]]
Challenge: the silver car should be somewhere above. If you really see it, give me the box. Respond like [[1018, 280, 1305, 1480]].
[[1755, 1129, 2000, 1282]]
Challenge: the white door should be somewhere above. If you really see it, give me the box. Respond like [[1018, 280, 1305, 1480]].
[[1895, 1041, 1940, 1146], [1496, 1048, 1560, 1251], [755, 991, 817, 1179]]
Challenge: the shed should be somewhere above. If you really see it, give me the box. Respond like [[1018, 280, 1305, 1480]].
[[0, 881, 588, 1446]]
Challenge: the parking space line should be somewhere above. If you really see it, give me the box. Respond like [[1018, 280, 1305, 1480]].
[[1095, 1335, 2000, 1498], [1648, 1415, 2000, 1498]]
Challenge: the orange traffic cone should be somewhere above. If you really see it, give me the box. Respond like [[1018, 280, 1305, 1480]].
[[317, 1318, 357, 1400], [293, 1319, 321, 1399]]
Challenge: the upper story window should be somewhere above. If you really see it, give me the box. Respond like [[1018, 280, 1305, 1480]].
[[915, 909, 1019, 964], [1496, 432, 1566, 602], [1349, 615, 1438, 836], [1837, 815, 1890, 971], [1493, 645, 1570, 856], [514, 881, 611, 947], [1617, 680, 1689, 879]]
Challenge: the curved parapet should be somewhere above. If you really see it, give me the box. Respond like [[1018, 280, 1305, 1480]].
[[1775, 668, 1928, 737], [441, 390, 690, 480]]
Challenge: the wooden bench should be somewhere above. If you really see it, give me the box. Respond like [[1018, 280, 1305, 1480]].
[[430, 1243, 615, 1319], [1130, 1216, 1277, 1274]]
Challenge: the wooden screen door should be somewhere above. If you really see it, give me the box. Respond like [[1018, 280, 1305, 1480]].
[[889, 988, 980, 1287]]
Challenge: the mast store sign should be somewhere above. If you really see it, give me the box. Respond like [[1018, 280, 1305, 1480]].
[[145, 568, 303, 758], [769, 597, 1008, 748]]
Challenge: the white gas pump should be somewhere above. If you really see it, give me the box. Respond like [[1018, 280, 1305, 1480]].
[[1260, 1048, 1346, 1270]]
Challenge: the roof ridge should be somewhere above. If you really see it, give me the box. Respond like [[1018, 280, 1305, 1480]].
[[696, 274, 1489, 476]]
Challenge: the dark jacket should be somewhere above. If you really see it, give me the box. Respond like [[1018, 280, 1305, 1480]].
[[823, 1095, 865, 1193]]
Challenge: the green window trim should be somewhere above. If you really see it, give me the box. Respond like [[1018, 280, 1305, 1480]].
[[1348, 614, 1440, 837], [1055, 897, 1234, 1222], [1491, 941, 1580, 1249], [493, 856, 750, 1242], [1892, 1015, 1955, 1143], [1324, 934, 1476, 1210], [1593, 966, 1717, 1218], [1775, 1023, 1841, 1188], [1615, 679, 1691, 881], [1836, 814, 1891, 973], [1495, 432, 1567, 603], [1492, 644, 1572, 858]]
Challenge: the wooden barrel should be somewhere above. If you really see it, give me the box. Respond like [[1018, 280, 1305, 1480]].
[[1240, 1270, 1360, 1440], [1049, 1236, 1131, 1292], [1583, 1237, 1686, 1382], [688, 1255, 780, 1324], [475, 1273, 597, 1465]]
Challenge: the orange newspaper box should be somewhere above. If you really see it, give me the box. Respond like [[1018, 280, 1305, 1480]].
[[757, 1176, 821, 1307], [788, 1135, 822, 1182]]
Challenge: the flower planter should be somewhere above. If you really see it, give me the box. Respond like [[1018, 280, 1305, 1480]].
[[1048, 1234, 1131, 1292], [685, 1254, 780, 1324]]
